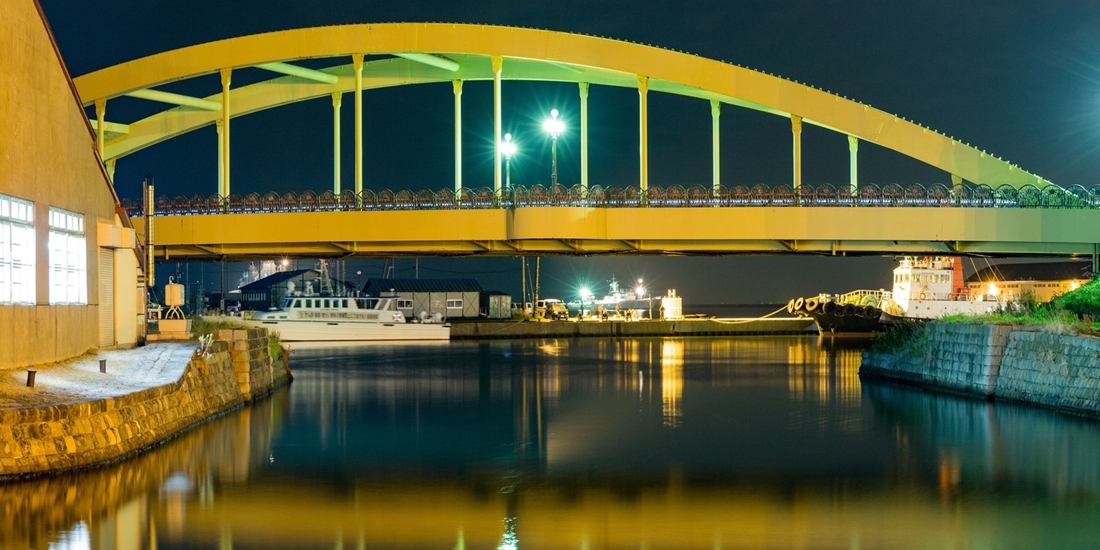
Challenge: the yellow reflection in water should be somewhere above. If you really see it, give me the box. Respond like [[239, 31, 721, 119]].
[[8, 339, 1100, 550], [661, 340, 684, 428]]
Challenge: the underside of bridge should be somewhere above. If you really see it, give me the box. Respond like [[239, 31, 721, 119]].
[[149, 207, 1100, 260]]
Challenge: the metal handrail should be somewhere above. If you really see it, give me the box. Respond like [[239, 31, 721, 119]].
[[122, 182, 1100, 217]]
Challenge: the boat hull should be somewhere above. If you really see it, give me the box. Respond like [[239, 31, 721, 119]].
[[804, 309, 885, 334], [241, 319, 450, 342]]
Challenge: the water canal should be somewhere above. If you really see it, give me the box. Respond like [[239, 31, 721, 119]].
[[6, 336, 1100, 549]]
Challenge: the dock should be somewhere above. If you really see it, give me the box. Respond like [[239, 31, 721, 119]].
[[449, 318, 814, 340]]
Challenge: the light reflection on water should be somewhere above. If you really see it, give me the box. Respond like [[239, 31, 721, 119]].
[[5, 336, 1100, 550]]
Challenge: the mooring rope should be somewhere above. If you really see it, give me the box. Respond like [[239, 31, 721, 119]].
[[710, 304, 793, 324]]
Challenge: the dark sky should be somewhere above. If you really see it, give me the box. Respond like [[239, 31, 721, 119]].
[[40, 1, 1100, 305]]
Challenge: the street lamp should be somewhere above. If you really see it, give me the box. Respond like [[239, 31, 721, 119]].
[[501, 133, 517, 189], [542, 109, 565, 186]]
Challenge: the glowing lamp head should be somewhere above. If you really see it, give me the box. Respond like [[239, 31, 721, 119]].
[[579, 287, 591, 298], [501, 133, 517, 158], [543, 109, 565, 138], [988, 283, 999, 295], [1071, 281, 1081, 290]]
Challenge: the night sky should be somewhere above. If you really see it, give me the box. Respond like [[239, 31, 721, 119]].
[[39, 1, 1100, 305]]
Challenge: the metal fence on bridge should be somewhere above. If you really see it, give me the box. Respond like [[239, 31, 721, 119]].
[[120, 183, 1100, 217]]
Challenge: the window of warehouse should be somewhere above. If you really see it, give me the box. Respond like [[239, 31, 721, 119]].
[[0, 194, 35, 304], [49, 207, 87, 305], [446, 299, 462, 309]]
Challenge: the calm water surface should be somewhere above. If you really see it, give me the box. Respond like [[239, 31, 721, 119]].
[[6, 336, 1100, 550]]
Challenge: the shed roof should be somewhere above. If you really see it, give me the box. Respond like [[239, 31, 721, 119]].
[[363, 278, 484, 294], [240, 269, 355, 291], [967, 261, 1093, 283]]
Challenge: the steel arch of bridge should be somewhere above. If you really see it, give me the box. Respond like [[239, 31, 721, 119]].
[[75, 22, 1048, 189]]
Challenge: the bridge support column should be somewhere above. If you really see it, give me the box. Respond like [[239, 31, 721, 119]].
[[353, 54, 364, 200], [579, 82, 589, 193], [791, 115, 802, 193], [711, 100, 720, 195], [638, 76, 649, 200], [332, 92, 342, 195], [492, 56, 503, 195], [105, 158, 116, 182], [220, 68, 232, 198], [848, 135, 858, 197], [216, 120, 223, 198], [454, 80, 463, 193], [94, 98, 106, 159]]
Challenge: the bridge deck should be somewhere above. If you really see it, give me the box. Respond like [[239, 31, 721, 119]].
[[148, 206, 1100, 259]]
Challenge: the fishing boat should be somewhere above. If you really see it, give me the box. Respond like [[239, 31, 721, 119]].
[[243, 292, 450, 341], [229, 261, 449, 341], [788, 257, 1006, 334]]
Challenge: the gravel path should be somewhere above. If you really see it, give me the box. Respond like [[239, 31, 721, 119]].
[[0, 343, 196, 409]]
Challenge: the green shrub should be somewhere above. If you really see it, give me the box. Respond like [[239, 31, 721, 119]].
[[268, 332, 286, 361], [869, 320, 929, 355], [1050, 278, 1100, 320]]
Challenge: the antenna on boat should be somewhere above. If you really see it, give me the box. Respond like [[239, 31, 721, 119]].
[[318, 260, 334, 295]]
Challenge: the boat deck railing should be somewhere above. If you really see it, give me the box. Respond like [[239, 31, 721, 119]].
[[832, 289, 893, 304]]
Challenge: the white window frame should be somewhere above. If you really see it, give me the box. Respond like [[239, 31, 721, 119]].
[[0, 194, 35, 305], [48, 207, 87, 305], [446, 298, 462, 309], [396, 299, 413, 309]]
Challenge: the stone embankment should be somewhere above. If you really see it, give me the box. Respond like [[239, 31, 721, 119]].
[[862, 323, 1100, 415], [0, 328, 290, 478]]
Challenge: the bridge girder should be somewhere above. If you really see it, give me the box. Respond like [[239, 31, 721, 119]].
[[74, 23, 1049, 188], [148, 207, 1100, 261]]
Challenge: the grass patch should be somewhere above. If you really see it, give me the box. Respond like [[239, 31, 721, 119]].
[[189, 316, 249, 338], [869, 320, 929, 355], [190, 316, 288, 359], [870, 278, 1100, 353], [268, 332, 286, 361]]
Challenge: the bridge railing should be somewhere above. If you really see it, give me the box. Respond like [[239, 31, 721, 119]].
[[119, 182, 1100, 217]]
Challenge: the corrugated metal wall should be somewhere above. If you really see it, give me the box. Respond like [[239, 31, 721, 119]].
[[98, 248, 114, 347]]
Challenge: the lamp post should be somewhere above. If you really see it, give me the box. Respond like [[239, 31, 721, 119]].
[[542, 109, 564, 186], [501, 133, 517, 189]]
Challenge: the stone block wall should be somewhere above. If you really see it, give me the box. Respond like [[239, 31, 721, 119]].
[[215, 328, 277, 402], [0, 329, 290, 478], [863, 323, 1100, 416], [996, 331, 1100, 412], [861, 324, 1011, 396]]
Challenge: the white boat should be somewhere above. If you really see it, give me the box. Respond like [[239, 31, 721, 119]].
[[789, 256, 1008, 333], [243, 293, 449, 342]]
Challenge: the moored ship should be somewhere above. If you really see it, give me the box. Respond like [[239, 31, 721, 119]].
[[789, 257, 1006, 334]]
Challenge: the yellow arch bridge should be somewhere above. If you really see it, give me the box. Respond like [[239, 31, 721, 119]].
[[73, 23, 1099, 260]]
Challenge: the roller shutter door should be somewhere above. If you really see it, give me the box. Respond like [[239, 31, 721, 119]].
[[98, 248, 114, 347]]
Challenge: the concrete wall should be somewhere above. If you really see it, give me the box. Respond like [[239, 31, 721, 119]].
[[862, 323, 1100, 416], [0, 0, 141, 368], [0, 329, 291, 478]]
